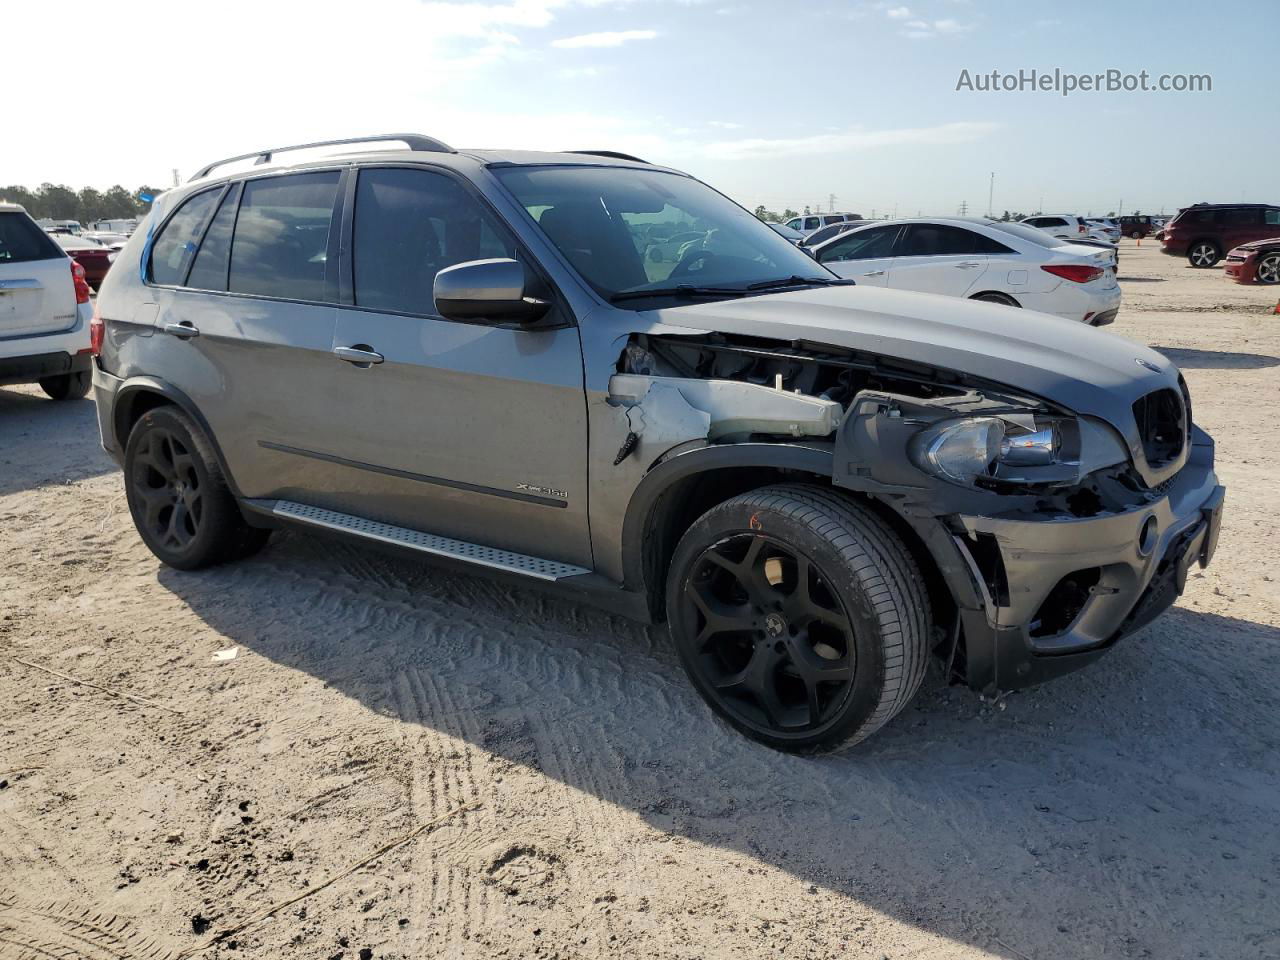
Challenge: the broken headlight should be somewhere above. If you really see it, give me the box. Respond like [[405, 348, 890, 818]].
[[910, 415, 1124, 488]]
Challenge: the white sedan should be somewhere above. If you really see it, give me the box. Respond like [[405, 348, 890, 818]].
[[809, 218, 1122, 326]]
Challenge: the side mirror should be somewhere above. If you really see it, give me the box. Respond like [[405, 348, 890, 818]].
[[433, 258, 550, 325]]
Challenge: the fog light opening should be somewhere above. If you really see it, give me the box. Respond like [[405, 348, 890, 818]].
[[1029, 568, 1102, 640], [1138, 516, 1159, 557]]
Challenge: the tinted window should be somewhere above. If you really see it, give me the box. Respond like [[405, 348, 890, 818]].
[[786, 219, 802, 230], [351, 168, 516, 316], [229, 173, 339, 301], [0, 212, 64, 263], [1267, 210, 1280, 226], [818, 226, 898, 263], [804, 217, 821, 230], [900, 224, 999, 257], [1223, 208, 1261, 225], [149, 189, 219, 285], [186, 185, 240, 291]]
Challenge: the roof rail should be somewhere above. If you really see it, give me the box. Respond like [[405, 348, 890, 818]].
[[566, 150, 649, 164], [190, 133, 455, 181]]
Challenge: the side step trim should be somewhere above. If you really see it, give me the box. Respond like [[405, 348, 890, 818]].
[[271, 500, 591, 582]]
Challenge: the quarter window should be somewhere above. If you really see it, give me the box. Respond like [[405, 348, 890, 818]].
[[1266, 210, 1280, 226], [352, 167, 516, 316], [228, 172, 340, 302], [149, 189, 219, 286]]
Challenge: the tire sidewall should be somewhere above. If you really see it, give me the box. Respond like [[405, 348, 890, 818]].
[[665, 496, 888, 750]]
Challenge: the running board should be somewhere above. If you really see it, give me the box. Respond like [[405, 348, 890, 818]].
[[269, 500, 590, 582]]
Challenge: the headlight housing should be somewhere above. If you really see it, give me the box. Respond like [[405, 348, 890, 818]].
[[910, 414, 1122, 488]]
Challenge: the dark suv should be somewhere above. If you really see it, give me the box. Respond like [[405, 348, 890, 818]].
[[1161, 203, 1280, 267], [90, 135, 1225, 752]]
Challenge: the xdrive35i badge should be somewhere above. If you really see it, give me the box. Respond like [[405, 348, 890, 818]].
[[516, 482, 568, 500], [1136, 358, 1162, 373]]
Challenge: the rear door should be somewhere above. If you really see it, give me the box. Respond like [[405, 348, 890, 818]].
[[886, 224, 990, 296], [1220, 207, 1263, 249], [313, 165, 591, 567], [0, 211, 76, 339], [146, 172, 344, 498], [813, 225, 900, 286]]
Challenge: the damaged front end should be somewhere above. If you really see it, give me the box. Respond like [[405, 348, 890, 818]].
[[610, 331, 1224, 695]]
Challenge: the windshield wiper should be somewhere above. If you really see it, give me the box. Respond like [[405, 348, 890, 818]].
[[609, 284, 751, 303], [745, 275, 857, 291]]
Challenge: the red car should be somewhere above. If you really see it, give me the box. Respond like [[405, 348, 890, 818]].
[[1160, 203, 1280, 268], [51, 232, 115, 290], [1224, 238, 1280, 285]]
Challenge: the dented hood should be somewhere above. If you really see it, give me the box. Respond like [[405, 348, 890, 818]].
[[652, 285, 1178, 421]]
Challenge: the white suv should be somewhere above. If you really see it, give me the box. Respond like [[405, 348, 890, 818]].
[[784, 212, 862, 238], [1021, 214, 1117, 246], [0, 203, 95, 400]]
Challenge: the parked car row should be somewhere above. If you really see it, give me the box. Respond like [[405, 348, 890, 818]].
[[1159, 203, 1280, 283]]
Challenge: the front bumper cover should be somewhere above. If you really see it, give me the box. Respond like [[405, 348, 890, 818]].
[[956, 428, 1223, 692]]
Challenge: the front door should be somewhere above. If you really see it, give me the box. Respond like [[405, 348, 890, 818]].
[[814, 224, 900, 286], [316, 166, 591, 568]]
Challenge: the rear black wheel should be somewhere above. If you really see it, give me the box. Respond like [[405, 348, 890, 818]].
[[124, 406, 269, 570], [39, 370, 91, 401], [666, 485, 931, 752]]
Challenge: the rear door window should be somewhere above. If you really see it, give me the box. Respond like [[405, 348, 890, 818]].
[[186, 185, 241, 292], [1266, 210, 1280, 226], [803, 217, 821, 230], [228, 172, 340, 302], [0, 212, 64, 263], [899, 224, 994, 256], [1223, 208, 1261, 226], [351, 167, 517, 317], [148, 189, 219, 285]]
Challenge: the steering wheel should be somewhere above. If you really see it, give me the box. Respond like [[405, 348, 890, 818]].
[[669, 248, 721, 278]]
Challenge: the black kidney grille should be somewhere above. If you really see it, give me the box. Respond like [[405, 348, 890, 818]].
[[1132, 388, 1186, 467]]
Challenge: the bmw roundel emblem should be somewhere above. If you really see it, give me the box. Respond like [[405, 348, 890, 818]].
[[1135, 358, 1161, 373]]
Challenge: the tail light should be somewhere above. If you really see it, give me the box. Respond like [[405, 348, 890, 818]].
[[1042, 264, 1104, 284], [71, 260, 91, 304], [90, 301, 105, 356]]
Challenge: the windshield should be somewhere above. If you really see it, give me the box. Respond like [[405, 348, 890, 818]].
[[493, 165, 834, 304]]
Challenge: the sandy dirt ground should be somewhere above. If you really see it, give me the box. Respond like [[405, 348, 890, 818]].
[[1, 241, 1278, 960]]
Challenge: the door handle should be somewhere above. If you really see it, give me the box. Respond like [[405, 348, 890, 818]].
[[163, 321, 200, 338], [334, 345, 384, 365], [862, 270, 885, 277], [954, 261, 983, 269]]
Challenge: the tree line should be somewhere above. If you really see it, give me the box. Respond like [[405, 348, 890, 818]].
[[0, 183, 165, 223]]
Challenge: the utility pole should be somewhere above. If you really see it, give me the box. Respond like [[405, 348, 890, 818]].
[[1118, 198, 1124, 216], [172, 168, 179, 188], [828, 193, 837, 213], [987, 172, 994, 217], [871, 208, 876, 220]]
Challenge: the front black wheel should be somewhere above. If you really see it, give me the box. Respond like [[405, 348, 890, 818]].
[[666, 485, 932, 752], [1256, 252, 1280, 285], [39, 370, 91, 401], [124, 406, 269, 570]]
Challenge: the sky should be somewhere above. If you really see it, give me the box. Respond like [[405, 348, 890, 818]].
[[6, 0, 1276, 217]]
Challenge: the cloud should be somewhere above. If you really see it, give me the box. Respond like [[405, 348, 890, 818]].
[[699, 121, 1001, 159], [902, 16, 973, 37], [708, 120, 743, 129], [551, 28, 658, 47], [885, 6, 912, 18]]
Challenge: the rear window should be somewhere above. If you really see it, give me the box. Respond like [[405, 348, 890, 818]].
[[0, 211, 64, 264], [149, 189, 220, 285], [228, 173, 340, 302]]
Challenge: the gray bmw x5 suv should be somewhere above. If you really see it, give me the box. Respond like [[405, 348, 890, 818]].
[[91, 134, 1224, 751]]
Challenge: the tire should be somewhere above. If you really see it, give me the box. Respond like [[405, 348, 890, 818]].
[[123, 405, 269, 570], [665, 485, 932, 752], [1256, 252, 1280, 285], [970, 292, 1020, 307], [1188, 241, 1221, 268], [39, 370, 91, 401]]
